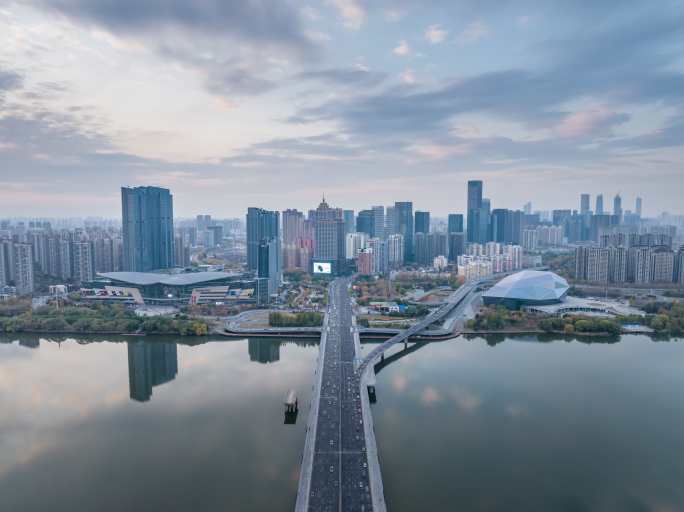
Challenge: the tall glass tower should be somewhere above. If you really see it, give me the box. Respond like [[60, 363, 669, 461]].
[[121, 186, 174, 272]]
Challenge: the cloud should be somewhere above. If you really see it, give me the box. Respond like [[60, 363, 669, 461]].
[[425, 24, 447, 44], [555, 108, 630, 138], [326, 0, 366, 30], [393, 40, 411, 56], [452, 387, 481, 412], [400, 69, 416, 84], [38, 0, 314, 52], [455, 21, 490, 46], [0, 68, 23, 91], [296, 67, 386, 87]]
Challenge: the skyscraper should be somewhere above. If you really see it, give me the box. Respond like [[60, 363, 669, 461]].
[[356, 210, 374, 237], [246, 207, 279, 272], [312, 197, 345, 273], [635, 197, 642, 218], [595, 194, 604, 215], [343, 210, 355, 234], [394, 202, 414, 262], [580, 193, 590, 215], [467, 180, 483, 243], [121, 186, 174, 272], [415, 211, 430, 234], [282, 209, 305, 270], [613, 194, 623, 218], [372, 206, 385, 240], [448, 214, 464, 234]]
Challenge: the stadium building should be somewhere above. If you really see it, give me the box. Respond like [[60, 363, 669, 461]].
[[482, 270, 569, 309]]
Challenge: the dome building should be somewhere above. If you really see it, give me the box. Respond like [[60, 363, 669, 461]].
[[482, 270, 569, 309]]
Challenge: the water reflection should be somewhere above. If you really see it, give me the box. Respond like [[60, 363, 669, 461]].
[[127, 341, 178, 402]]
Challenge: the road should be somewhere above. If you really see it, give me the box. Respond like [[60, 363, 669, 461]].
[[296, 278, 382, 512]]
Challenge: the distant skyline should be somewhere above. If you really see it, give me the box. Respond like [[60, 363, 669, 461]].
[[1, 1, 684, 217]]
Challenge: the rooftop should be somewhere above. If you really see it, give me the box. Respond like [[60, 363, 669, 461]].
[[99, 271, 242, 287]]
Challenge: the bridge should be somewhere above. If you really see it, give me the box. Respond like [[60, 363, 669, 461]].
[[296, 276, 487, 511], [295, 278, 385, 511], [357, 280, 480, 378]]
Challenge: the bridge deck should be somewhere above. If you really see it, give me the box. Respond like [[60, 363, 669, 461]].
[[296, 279, 384, 512]]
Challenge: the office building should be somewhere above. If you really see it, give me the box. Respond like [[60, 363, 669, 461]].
[[246, 207, 279, 272], [580, 194, 590, 215], [312, 197, 345, 274], [635, 197, 642, 218], [343, 210, 355, 234], [415, 211, 430, 234], [613, 194, 623, 219], [394, 202, 414, 262], [368, 237, 389, 275], [356, 210, 374, 237], [595, 194, 604, 215], [121, 186, 174, 272], [448, 232, 465, 263], [447, 214, 464, 234], [257, 238, 281, 296], [467, 180, 483, 243], [372, 206, 385, 240], [282, 209, 305, 270]]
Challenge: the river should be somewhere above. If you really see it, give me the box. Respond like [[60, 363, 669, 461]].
[[0, 334, 681, 511]]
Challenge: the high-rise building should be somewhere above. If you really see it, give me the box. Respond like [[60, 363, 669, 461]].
[[523, 202, 532, 215], [385, 206, 397, 236], [312, 197, 345, 274], [13, 243, 34, 294], [635, 197, 642, 218], [356, 210, 374, 237], [196, 215, 212, 231], [72, 241, 94, 284], [595, 194, 604, 215], [345, 232, 367, 260], [246, 207, 279, 272], [415, 211, 430, 234], [372, 206, 385, 240], [613, 194, 623, 219], [282, 209, 305, 270], [447, 214, 463, 234], [121, 186, 174, 272], [447, 233, 465, 263], [580, 194, 590, 215], [343, 210, 355, 235], [481, 198, 492, 243], [368, 238, 389, 275], [257, 238, 281, 295], [467, 180, 483, 244], [387, 234, 404, 268], [394, 202, 414, 262]]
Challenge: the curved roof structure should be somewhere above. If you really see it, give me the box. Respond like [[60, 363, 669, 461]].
[[483, 270, 569, 305], [99, 271, 241, 287]]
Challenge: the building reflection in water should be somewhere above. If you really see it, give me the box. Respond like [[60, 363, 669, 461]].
[[248, 338, 281, 364], [127, 341, 178, 402]]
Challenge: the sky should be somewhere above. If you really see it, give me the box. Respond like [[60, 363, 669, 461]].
[[1, 0, 683, 218]]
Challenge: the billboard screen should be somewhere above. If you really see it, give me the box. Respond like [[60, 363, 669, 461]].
[[313, 262, 332, 274]]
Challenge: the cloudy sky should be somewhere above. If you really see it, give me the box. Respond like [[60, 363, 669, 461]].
[[1, 0, 683, 218]]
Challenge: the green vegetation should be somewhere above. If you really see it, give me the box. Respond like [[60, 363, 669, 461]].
[[635, 301, 684, 335], [0, 303, 209, 336], [466, 306, 535, 331], [269, 311, 323, 327], [357, 318, 370, 328], [539, 316, 621, 335]]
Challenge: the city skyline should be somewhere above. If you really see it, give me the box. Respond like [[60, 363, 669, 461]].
[[2, 1, 684, 217]]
